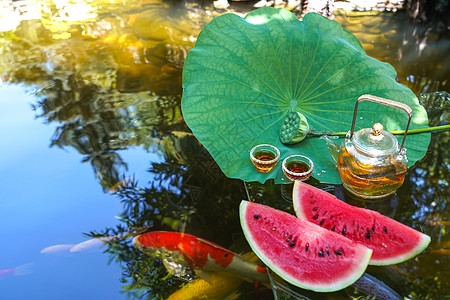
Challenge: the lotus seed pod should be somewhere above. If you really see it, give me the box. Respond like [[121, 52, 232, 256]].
[[280, 111, 310, 144]]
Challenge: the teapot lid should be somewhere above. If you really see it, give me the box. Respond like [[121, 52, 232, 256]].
[[352, 123, 398, 157]]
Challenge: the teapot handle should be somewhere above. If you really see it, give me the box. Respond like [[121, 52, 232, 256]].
[[349, 94, 412, 151]]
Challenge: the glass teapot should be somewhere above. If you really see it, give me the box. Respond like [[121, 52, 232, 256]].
[[324, 95, 412, 199]]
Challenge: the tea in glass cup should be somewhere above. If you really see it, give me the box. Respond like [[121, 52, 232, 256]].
[[282, 155, 313, 181], [250, 144, 280, 173]]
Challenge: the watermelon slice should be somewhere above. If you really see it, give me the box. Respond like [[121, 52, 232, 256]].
[[240, 200, 372, 292], [293, 181, 431, 265]]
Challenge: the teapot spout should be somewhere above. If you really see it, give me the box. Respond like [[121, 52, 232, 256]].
[[321, 135, 340, 163]]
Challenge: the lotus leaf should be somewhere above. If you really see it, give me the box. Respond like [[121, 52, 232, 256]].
[[181, 7, 430, 184]]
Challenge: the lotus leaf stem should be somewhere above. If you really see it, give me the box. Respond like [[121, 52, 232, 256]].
[[309, 124, 450, 137]]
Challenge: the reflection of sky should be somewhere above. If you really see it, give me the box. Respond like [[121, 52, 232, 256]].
[[0, 84, 157, 299]]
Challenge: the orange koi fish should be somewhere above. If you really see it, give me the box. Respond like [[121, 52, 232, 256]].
[[108, 175, 136, 192], [431, 249, 450, 255], [133, 231, 268, 284]]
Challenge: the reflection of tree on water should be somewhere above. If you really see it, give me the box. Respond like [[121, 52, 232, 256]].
[[88, 132, 249, 299], [333, 2, 449, 93], [389, 92, 449, 298], [31, 76, 129, 187], [396, 4, 450, 94], [395, 1, 450, 93], [1, 0, 205, 190], [30, 71, 186, 190]]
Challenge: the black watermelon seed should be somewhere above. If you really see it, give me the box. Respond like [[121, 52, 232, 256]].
[[289, 242, 296, 247], [342, 227, 346, 235], [372, 227, 375, 232], [313, 214, 319, 220], [305, 244, 309, 252], [319, 220, 325, 226], [335, 250, 343, 255], [313, 207, 318, 211], [286, 238, 291, 242], [366, 231, 371, 239], [254, 215, 260, 219], [318, 251, 324, 257], [224, 253, 228, 257], [326, 249, 330, 256], [384, 228, 388, 233], [331, 227, 335, 231]]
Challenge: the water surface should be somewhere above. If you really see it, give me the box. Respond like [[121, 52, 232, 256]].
[[0, 1, 448, 299]]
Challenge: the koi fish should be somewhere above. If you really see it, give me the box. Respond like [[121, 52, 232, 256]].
[[108, 175, 135, 192], [426, 219, 450, 227], [353, 273, 402, 300], [133, 231, 268, 284], [40, 239, 111, 254], [0, 263, 34, 280], [40, 244, 75, 254], [39, 238, 114, 254], [167, 252, 261, 300], [70, 236, 115, 253], [71, 226, 151, 253], [431, 249, 450, 255], [167, 271, 242, 300], [41, 226, 151, 254]]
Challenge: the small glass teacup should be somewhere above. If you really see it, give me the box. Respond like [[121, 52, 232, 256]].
[[250, 144, 280, 173], [282, 155, 313, 181]]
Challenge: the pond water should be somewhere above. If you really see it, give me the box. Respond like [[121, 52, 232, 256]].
[[0, 1, 448, 299]]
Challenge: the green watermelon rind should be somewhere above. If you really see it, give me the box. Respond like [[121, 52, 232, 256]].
[[370, 234, 431, 265], [292, 181, 431, 266], [239, 200, 372, 292]]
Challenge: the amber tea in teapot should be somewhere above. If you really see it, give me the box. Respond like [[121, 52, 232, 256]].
[[337, 147, 407, 198], [324, 95, 413, 199]]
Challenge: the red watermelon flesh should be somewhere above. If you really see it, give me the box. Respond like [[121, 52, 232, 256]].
[[240, 200, 372, 292], [293, 181, 431, 265]]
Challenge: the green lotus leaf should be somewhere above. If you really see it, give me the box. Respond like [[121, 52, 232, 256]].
[[181, 7, 430, 184]]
